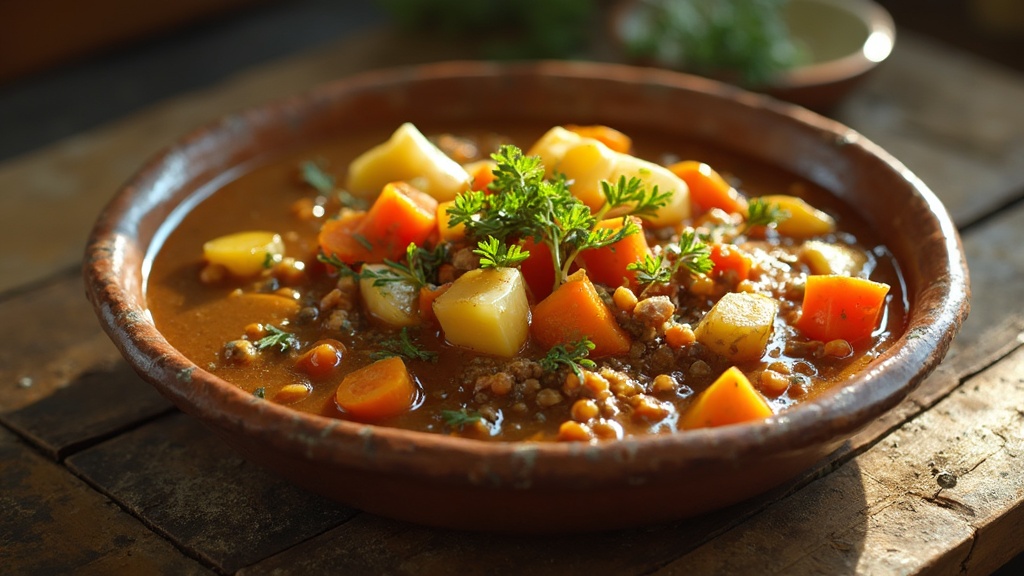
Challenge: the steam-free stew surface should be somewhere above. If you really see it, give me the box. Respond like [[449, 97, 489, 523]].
[[146, 122, 905, 441]]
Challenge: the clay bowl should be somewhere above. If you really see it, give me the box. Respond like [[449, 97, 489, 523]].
[[84, 60, 968, 533]]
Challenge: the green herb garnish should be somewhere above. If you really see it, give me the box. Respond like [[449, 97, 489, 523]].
[[447, 145, 669, 291], [253, 387, 266, 399], [361, 243, 449, 289], [255, 325, 298, 352], [371, 327, 439, 362], [316, 251, 360, 278], [441, 408, 483, 431], [742, 198, 789, 233], [474, 237, 530, 269], [538, 337, 597, 382], [300, 160, 335, 194], [628, 230, 713, 295]]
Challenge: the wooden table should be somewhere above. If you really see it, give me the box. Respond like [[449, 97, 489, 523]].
[[2, 24, 1023, 575]]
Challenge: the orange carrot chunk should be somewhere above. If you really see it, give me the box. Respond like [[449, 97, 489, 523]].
[[318, 210, 384, 264], [709, 243, 752, 282], [565, 124, 633, 154], [294, 340, 345, 379], [578, 217, 652, 290], [518, 237, 556, 302], [669, 161, 748, 216], [796, 275, 890, 343], [531, 270, 632, 358], [679, 366, 773, 429], [358, 181, 439, 259], [335, 356, 417, 420]]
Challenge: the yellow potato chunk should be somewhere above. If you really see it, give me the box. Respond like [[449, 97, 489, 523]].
[[203, 231, 284, 277], [694, 292, 779, 362], [527, 127, 690, 227], [359, 264, 419, 327], [346, 122, 472, 201], [800, 240, 869, 276], [759, 195, 836, 238], [433, 267, 530, 357]]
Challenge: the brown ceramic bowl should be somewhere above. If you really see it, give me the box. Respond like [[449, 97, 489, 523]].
[[84, 61, 968, 533]]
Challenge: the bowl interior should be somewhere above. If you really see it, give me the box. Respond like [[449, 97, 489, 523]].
[[84, 61, 967, 531]]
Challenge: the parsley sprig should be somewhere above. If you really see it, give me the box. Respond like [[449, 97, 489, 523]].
[[255, 324, 298, 352], [361, 243, 449, 289], [627, 230, 713, 296], [441, 409, 483, 431], [474, 237, 530, 269], [742, 198, 789, 234], [370, 327, 438, 362], [447, 145, 670, 291], [538, 337, 597, 382]]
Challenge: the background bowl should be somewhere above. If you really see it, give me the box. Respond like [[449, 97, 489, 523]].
[[84, 60, 967, 533]]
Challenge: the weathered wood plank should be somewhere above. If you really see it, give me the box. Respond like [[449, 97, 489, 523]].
[[65, 412, 358, 574], [3, 360, 171, 460], [0, 426, 212, 575], [0, 270, 125, 414], [654, 345, 1024, 575]]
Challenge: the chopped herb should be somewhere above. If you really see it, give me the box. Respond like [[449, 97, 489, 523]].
[[441, 408, 483, 430], [371, 327, 439, 362], [255, 324, 298, 352], [316, 251, 360, 278], [628, 230, 712, 295], [538, 337, 597, 382], [447, 144, 668, 291], [262, 252, 282, 269], [361, 243, 449, 288], [743, 198, 789, 233], [300, 160, 335, 194], [474, 236, 530, 269], [253, 387, 266, 399]]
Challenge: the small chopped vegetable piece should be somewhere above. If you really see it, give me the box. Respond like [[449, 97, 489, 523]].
[[559, 140, 619, 212], [433, 267, 531, 357], [694, 292, 778, 362], [517, 237, 557, 301], [335, 356, 417, 420], [417, 282, 452, 324], [464, 159, 497, 193], [360, 264, 420, 327], [709, 243, 752, 282], [531, 270, 632, 358], [758, 194, 836, 238], [796, 275, 890, 343], [526, 125, 587, 175], [799, 240, 869, 276], [294, 340, 344, 379], [436, 200, 466, 242], [317, 210, 382, 265], [607, 151, 690, 227], [669, 160, 748, 215], [565, 124, 632, 154], [679, 366, 773, 429], [359, 182, 438, 258], [346, 122, 472, 201], [203, 231, 284, 277], [579, 217, 652, 290]]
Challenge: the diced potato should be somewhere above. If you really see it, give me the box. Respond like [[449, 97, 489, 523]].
[[433, 267, 530, 357], [759, 194, 836, 238], [346, 123, 472, 202], [679, 366, 773, 429], [527, 127, 690, 227], [800, 240, 869, 276], [694, 292, 779, 362], [359, 264, 419, 327], [203, 231, 284, 277]]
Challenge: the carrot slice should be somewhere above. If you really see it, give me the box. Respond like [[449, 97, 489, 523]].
[[679, 366, 773, 429], [709, 243, 752, 282], [294, 340, 345, 379], [335, 356, 417, 420], [579, 217, 652, 291], [796, 275, 890, 343], [518, 237, 556, 302], [531, 270, 632, 358], [669, 161, 748, 215], [565, 124, 632, 154]]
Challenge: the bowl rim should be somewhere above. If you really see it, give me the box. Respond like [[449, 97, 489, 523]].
[[83, 59, 968, 489]]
